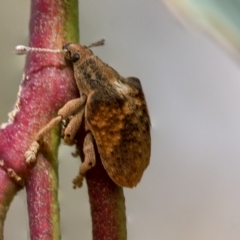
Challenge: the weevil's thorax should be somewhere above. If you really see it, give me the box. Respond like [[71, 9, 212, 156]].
[[74, 52, 122, 95]]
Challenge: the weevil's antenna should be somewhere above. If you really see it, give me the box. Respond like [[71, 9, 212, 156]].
[[15, 39, 105, 55], [87, 39, 105, 48], [15, 45, 65, 55]]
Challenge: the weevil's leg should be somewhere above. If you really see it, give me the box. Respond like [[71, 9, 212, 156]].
[[7, 168, 25, 187], [36, 116, 62, 142], [25, 116, 62, 164], [58, 94, 86, 118], [24, 95, 87, 164], [73, 132, 96, 188], [63, 107, 84, 145]]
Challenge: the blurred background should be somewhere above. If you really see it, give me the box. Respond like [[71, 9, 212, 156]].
[[1, 0, 240, 239]]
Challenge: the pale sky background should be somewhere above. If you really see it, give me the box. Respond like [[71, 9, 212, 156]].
[[1, 0, 240, 239]]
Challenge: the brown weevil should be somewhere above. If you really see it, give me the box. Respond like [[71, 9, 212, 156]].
[[18, 41, 151, 188]]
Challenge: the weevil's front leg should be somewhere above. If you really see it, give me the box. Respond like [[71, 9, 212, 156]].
[[25, 116, 62, 164], [58, 94, 86, 119], [73, 132, 96, 188], [25, 95, 87, 164]]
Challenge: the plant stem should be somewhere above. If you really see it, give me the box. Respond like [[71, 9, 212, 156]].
[[77, 135, 127, 240], [86, 159, 127, 240], [25, 1, 79, 239], [0, 169, 19, 240], [0, 0, 79, 239]]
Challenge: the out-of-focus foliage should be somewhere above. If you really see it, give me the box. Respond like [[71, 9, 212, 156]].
[[163, 0, 240, 58]]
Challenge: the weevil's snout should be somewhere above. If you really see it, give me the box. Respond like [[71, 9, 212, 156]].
[[62, 43, 71, 51], [62, 43, 81, 63], [62, 43, 72, 60]]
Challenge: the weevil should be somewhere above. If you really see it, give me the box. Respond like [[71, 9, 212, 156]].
[[21, 42, 151, 188]]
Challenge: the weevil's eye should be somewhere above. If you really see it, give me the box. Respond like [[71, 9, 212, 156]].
[[71, 53, 80, 63]]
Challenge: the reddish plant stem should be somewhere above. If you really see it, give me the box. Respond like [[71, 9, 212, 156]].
[[86, 159, 127, 240], [77, 132, 127, 240], [26, 154, 60, 240], [0, 169, 19, 240], [0, 0, 79, 239], [24, 0, 79, 239]]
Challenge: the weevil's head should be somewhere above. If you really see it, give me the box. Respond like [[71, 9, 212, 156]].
[[62, 43, 93, 64]]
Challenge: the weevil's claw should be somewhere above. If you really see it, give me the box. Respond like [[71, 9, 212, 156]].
[[7, 168, 25, 187], [71, 147, 79, 157], [25, 151, 37, 164], [72, 174, 84, 189], [24, 141, 40, 164]]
